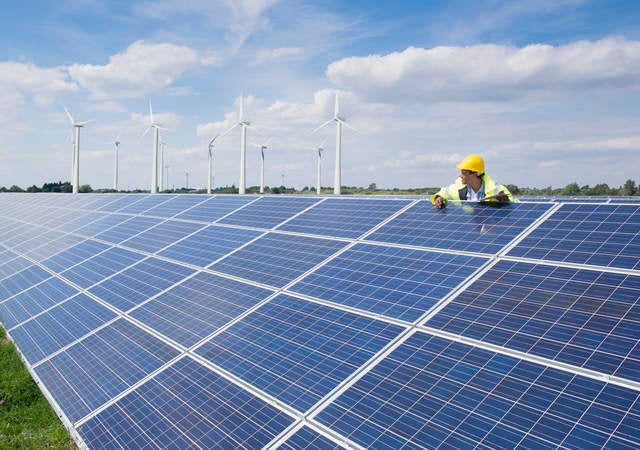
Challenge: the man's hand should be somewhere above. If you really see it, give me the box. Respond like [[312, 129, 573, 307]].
[[434, 196, 446, 209], [495, 192, 509, 202]]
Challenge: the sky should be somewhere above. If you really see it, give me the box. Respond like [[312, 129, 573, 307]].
[[1, 0, 640, 192]]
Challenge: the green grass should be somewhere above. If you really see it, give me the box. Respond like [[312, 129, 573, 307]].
[[0, 326, 76, 449]]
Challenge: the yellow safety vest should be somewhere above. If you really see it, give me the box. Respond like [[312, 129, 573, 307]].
[[430, 174, 515, 205]]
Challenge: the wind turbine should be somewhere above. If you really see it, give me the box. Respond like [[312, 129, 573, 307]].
[[250, 138, 271, 194], [310, 92, 356, 195], [111, 134, 120, 191], [159, 141, 167, 192], [307, 137, 326, 195], [141, 102, 167, 193], [64, 107, 92, 194], [207, 135, 219, 194], [220, 95, 260, 195]]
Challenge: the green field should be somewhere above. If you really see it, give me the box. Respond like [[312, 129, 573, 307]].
[[0, 326, 75, 449]]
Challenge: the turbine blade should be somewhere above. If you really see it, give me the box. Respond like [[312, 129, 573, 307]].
[[208, 134, 219, 146], [247, 123, 264, 135], [76, 119, 94, 126], [334, 92, 339, 117], [139, 126, 151, 141], [220, 123, 239, 138], [239, 94, 244, 122], [338, 118, 359, 133], [149, 101, 154, 124], [310, 119, 333, 135], [64, 106, 74, 125]]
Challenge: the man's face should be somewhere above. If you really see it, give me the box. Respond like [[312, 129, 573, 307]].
[[460, 169, 476, 184]]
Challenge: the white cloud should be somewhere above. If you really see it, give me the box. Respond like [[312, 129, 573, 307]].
[[0, 61, 77, 107], [326, 38, 640, 102], [254, 46, 302, 65], [67, 41, 205, 99]]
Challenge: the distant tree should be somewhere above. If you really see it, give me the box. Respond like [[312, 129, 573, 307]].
[[26, 185, 41, 192], [591, 183, 612, 195], [620, 179, 637, 196], [368, 183, 377, 191], [561, 182, 581, 196], [79, 184, 93, 193], [9, 185, 24, 192]]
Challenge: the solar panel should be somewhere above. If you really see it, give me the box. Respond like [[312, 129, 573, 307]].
[[0, 193, 639, 449], [508, 203, 640, 269]]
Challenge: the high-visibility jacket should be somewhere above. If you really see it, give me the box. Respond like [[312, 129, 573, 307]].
[[430, 174, 515, 205]]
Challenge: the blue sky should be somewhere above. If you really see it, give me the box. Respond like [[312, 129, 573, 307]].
[[1, 0, 640, 191]]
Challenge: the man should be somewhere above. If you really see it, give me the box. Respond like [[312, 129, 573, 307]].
[[431, 154, 514, 208]]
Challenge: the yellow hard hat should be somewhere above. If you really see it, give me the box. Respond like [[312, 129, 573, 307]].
[[456, 154, 485, 174]]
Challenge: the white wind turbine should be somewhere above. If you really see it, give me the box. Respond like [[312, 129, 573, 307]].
[[141, 102, 168, 194], [111, 134, 121, 191], [310, 92, 356, 195], [250, 138, 272, 194], [64, 107, 93, 194], [306, 137, 327, 195], [220, 95, 259, 195], [159, 141, 167, 192], [207, 135, 219, 194]]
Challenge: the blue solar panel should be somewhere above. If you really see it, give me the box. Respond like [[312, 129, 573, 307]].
[[9, 293, 116, 364], [425, 259, 640, 382], [1, 193, 639, 450], [120, 219, 205, 254], [77, 356, 295, 449], [34, 318, 180, 422], [174, 195, 255, 222], [290, 243, 488, 322], [368, 201, 553, 254], [277, 197, 412, 238], [219, 195, 320, 228], [210, 232, 348, 287], [157, 224, 262, 267], [94, 216, 162, 244], [130, 272, 274, 347], [508, 203, 640, 269], [0, 277, 79, 329], [41, 239, 110, 273], [59, 246, 146, 289], [88, 257, 196, 312], [142, 194, 209, 218], [314, 331, 640, 449], [196, 294, 404, 412]]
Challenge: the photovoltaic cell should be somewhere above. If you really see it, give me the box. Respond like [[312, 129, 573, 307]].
[[425, 260, 640, 382], [88, 257, 196, 312], [23, 233, 87, 262], [174, 195, 255, 222], [279, 426, 343, 449], [130, 272, 274, 348], [277, 197, 412, 238], [314, 332, 640, 449], [9, 293, 117, 365], [41, 239, 110, 273], [142, 194, 208, 218], [508, 203, 640, 270], [368, 201, 553, 254], [112, 194, 175, 214], [59, 246, 146, 289], [120, 219, 205, 254], [290, 243, 488, 322], [93, 215, 162, 244], [34, 318, 181, 422], [0, 277, 79, 329], [74, 213, 131, 238], [0, 253, 33, 279], [77, 356, 295, 449], [218, 195, 320, 229], [196, 294, 405, 412], [157, 224, 262, 267], [95, 194, 149, 212], [210, 232, 348, 288], [0, 265, 51, 300]]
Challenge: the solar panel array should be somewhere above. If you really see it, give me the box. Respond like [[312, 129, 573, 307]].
[[1, 193, 639, 449]]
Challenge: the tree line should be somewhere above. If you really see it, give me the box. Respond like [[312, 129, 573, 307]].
[[1, 179, 639, 196]]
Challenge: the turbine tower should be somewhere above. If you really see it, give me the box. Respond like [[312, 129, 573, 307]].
[[159, 141, 167, 192], [64, 107, 92, 194], [220, 95, 259, 195], [112, 134, 120, 191], [307, 137, 326, 195], [251, 138, 271, 194], [311, 92, 356, 195], [141, 102, 167, 193], [207, 135, 219, 194]]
